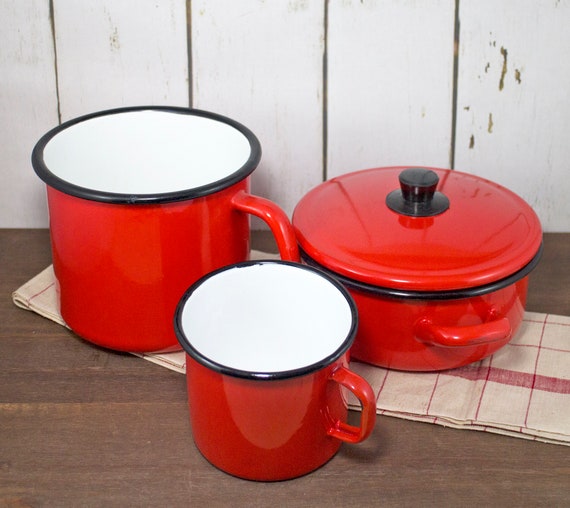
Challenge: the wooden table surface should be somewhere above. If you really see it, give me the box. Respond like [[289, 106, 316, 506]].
[[1, 229, 569, 507]]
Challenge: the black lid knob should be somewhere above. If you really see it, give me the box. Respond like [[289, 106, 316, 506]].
[[386, 168, 449, 217]]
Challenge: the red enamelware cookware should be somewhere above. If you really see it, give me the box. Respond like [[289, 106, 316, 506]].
[[174, 261, 376, 481], [292, 166, 543, 371], [32, 106, 299, 353]]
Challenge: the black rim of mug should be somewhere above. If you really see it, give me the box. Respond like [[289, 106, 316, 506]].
[[173, 260, 359, 381], [31, 105, 262, 205]]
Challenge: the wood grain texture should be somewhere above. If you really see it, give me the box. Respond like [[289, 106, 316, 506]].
[[191, 0, 325, 222], [1, 230, 569, 506], [454, 0, 570, 232], [53, 0, 189, 120], [2, 1, 570, 232], [0, 0, 58, 228], [326, 0, 456, 178]]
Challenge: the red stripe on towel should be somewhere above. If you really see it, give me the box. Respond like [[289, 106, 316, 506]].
[[27, 282, 55, 304], [446, 365, 570, 395]]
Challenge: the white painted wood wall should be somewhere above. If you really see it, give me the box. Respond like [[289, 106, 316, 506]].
[[2, 0, 569, 232]]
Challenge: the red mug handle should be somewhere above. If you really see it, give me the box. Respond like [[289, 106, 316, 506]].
[[231, 190, 299, 262], [326, 366, 376, 444], [414, 317, 512, 347]]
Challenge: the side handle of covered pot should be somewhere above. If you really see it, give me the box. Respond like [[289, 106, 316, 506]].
[[414, 317, 512, 348], [231, 190, 300, 262]]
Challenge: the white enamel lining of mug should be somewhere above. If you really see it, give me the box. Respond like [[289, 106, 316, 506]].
[[180, 263, 354, 374], [42, 110, 252, 194]]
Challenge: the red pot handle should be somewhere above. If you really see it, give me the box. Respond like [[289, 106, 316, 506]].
[[326, 366, 376, 444], [231, 190, 299, 262], [414, 317, 512, 348]]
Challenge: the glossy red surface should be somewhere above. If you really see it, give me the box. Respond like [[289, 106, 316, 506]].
[[185, 353, 376, 481], [293, 167, 542, 291], [292, 166, 540, 370], [348, 277, 528, 371], [47, 180, 298, 353]]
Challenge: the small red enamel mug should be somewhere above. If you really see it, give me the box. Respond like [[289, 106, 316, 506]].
[[174, 261, 376, 481], [31, 106, 299, 353]]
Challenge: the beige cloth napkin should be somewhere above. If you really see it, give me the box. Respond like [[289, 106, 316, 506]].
[[12, 259, 570, 446]]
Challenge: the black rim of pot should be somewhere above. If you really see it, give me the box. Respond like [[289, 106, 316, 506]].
[[31, 105, 262, 205], [299, 242, 543, 301]]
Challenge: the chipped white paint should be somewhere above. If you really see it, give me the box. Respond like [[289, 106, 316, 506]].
[[454, 0, 570, 232], [191, 0, 325, 222], [0, 0, 58, 227], [327, 0, 456, 178], [1, 0, 569, 231], [53, 0, 189, 121]]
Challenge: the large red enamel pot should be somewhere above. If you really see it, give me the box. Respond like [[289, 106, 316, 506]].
[[32, 106, 299, 353], [292, 167, 542, 371]]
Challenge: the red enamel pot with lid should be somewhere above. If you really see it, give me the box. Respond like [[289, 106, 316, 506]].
[[32, 106, 299, 353], [292, 166, 543, 371]]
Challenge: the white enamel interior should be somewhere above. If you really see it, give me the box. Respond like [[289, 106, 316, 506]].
[[180, 263, 354, 373], [42, 110, 252, 194]]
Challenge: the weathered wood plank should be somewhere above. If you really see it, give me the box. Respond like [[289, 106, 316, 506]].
[[191, 0, 325, 221], [2, 1, 570, 233], [53, 0, 189, 121], [454, 0, 570, 232], [0, 0, 59, 227], [327, 0, 456, 178]]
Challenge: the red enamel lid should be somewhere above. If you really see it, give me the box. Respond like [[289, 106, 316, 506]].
[[292, 167, 543, 292]]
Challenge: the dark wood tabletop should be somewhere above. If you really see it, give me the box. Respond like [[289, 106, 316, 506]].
[[1, 229, 569, 507]]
